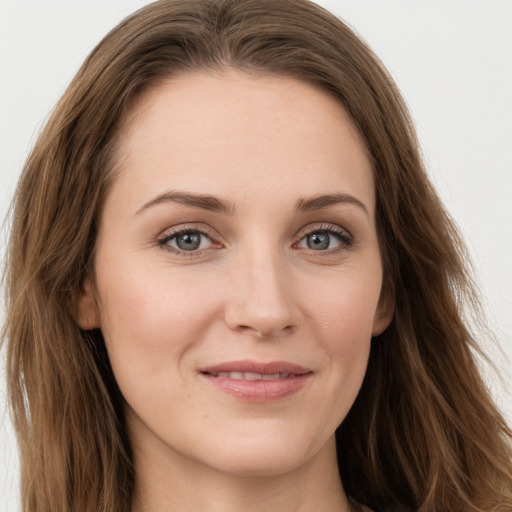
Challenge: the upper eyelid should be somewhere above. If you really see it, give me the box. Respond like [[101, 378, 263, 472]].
[[295, 223, 352, 240], [158, 224, 217, 241], [158, 222, 350, 235]]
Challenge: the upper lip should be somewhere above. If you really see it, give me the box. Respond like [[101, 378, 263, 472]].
[[199, 360, 311, 375]]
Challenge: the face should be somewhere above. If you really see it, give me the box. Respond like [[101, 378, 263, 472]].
[[79, 69, 393, 478]]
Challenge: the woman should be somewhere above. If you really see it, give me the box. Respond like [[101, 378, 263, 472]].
[[2, 0, 511, 510]]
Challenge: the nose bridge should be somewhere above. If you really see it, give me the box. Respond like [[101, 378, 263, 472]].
[[224, 239, 300, 337]]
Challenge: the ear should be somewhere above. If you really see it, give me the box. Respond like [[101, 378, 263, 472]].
[[77, 277, 101, 330], [371, 287, 394, 336]]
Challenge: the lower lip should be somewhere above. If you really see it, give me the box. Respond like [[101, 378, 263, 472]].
[[201, 373, 312, 402]]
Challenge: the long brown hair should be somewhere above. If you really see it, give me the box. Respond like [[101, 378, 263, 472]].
[[2, 0, 511, 510]]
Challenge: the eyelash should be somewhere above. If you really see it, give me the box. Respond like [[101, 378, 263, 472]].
[[156, 224, 353, 257]]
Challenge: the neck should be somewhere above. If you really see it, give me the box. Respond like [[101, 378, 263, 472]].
[[131, 435, 352, 512]]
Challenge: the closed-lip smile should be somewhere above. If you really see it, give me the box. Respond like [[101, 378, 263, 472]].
[[199, 360, 313, 402]]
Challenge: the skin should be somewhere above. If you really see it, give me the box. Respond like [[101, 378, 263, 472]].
[[78, 69, 393, 512]]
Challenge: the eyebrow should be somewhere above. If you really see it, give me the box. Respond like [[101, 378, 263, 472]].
[[295, 193, 369, 217], [136, 191, 236, 216], [135, 190, 369, 218]]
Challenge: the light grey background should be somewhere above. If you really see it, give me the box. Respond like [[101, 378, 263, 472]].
[[1, 1, 511, 509]]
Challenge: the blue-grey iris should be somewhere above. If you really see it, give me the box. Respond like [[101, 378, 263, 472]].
[[307, 231, 330, 250], [176, 232, 201, 250]]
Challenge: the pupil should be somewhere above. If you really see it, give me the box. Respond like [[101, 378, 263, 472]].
[[307, 231, 329, 250], [177, 232, 201, 250]]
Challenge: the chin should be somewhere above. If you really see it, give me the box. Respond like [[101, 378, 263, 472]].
[[191, 426, 331, 478], [219, 450, 302, 477]]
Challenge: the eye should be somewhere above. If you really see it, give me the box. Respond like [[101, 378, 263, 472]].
[[159, 229, 213, 252], [296, 227, 352, 251]]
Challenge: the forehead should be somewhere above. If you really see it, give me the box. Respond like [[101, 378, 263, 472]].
[[110, 69, 375, 216]]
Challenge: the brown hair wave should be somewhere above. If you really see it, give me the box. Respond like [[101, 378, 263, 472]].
[[2, 0, 511, 510]]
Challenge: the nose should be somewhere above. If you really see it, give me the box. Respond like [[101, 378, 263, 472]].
[[223, 249, 302, 338]]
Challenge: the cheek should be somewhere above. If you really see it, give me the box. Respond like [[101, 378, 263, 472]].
[[305, 265, 382, 346], [301, 267, 381, 411], [320, 290, 374, 378], [95, 261, 219, 390]]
